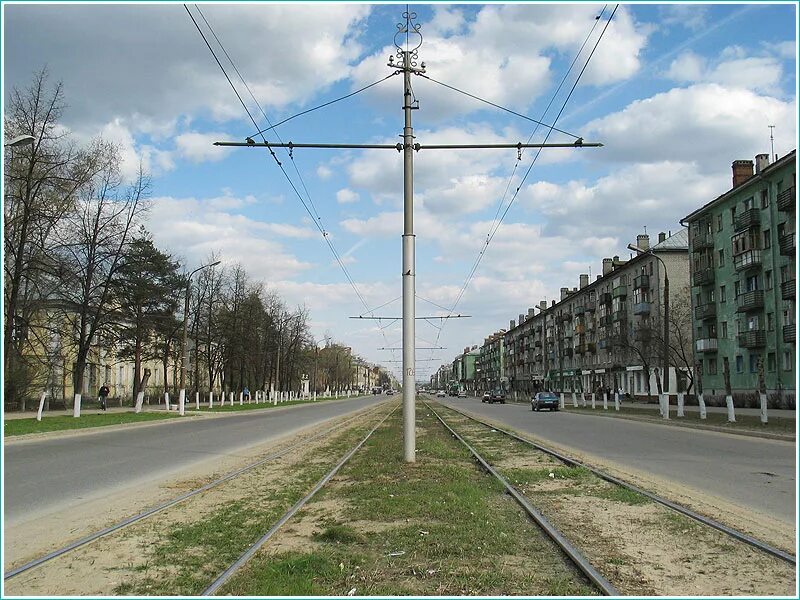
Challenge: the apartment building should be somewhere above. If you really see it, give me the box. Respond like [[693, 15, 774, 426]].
[[502, 229, 691, 399], [476, 330, 505, 392], [682, 151, 796, 403]]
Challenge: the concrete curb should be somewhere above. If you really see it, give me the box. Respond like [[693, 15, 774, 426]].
[[561, 407, 796, 442], [3, 395, 373, 445]]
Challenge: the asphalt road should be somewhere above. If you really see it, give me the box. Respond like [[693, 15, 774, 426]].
[[4, 396, 388, 524], [433, 395, 796, 524]]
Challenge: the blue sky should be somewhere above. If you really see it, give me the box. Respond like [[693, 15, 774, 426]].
[[4, 2, 797, 380]]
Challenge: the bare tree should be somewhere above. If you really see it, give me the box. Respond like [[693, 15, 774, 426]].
[[3, 70, 96, 408], [54, 144, 149, 412]]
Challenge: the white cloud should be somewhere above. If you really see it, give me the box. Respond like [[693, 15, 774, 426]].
[[145, 194, 315, 281], [350, 5, 649, 122], [175, 131, 232, 163], [336, 188, 360, 204], [584, 84, 797, 170], [666, 50, 783, 94], [659, 5, 708, 32]]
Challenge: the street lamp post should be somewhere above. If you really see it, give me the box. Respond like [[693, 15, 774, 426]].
[[628, 244, 670, 418], [180, 261, 221, 416]]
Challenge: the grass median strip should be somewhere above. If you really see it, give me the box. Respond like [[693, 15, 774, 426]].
[[220, 401, 597, 596], [563, 404, 795, 435], [3, 412, 181, 436]]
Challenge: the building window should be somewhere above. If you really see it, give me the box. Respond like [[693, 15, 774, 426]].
[[765, 270, 773, 290], [763, 229, 771, 249], [721, 321, 728, 338], [734, 280, 741, 297], [707, 359, 717, 375], [767, 313, 774, 332], [744, 196, 754, 210], [783, 351, 793, 371], [735, 355, 744, 373], [767, 352, 776, 372], [717, 214, 723, 232], [730, 206, 737, 224], [718, 248, 724, 267], [720, 285, 726, 303], [749, 354, 759, 373], [761, 189, 769, 208]]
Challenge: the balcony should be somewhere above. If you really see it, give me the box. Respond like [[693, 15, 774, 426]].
[[575, 343, 587, 355], [694, 303, 716, 321], [734, 208, 760, 232], [633, 301, 651, 316], [534, 353, 543, 363], [574, 304, 586, 316], [633, 274, 650, 289], [612, 285, 627, 299], [781, 278, 796, 300], [599, 292, 612, 306], [693, 267, 715, 287], [587, 342, 597, 353], [609, 332, 628, 347], [784, 324, 796, 344], [777, 186, 795, 212], [584, 303, 596, 313], [599, 314, 612, 327], [612, 309, 627, 322], [558, 313, 572, 323], [534, 339, 542, 348], [733, 249, 762, 272], [779, 232, 795, 256], [564, 348, 574, 357], [575, 324, 586, 335], [597, 338, 609, 350], [736, 290, 764, 313], [634, 328, 651, 343], [692, 230, 714, 251], [738, 329, 766, 348], [696, 338, 719, 353]]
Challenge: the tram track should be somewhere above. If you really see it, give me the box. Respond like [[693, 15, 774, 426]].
[[425, 397, 795, 595], [430, 398, 795, 567], [4, 401, 392, 583]]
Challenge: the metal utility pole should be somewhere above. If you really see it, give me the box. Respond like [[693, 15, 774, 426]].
[[400, 45, 418, 462], [214, 10, 602, 463]]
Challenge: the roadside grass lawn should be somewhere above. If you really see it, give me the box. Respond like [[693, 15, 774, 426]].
[[4, 412, 181, 436], [204, 394, 366, 413], [564, 404, 795, 435]]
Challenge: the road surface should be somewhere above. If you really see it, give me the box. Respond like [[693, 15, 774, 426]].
[[434, 395, 795, 524], [4, 395, 387, 524]]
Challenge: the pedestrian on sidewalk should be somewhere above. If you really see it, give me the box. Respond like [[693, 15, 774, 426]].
[[243, 386, 250, 402], [98, 383, 110, 412]]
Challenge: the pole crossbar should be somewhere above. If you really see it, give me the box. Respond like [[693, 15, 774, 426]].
[[215, 141, 601, 151], [349, 315, 471, 320]]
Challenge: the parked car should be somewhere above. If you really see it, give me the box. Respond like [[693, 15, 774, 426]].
[[482, 389, 505, 404], [385, 389, 394, 395], [436, 390, 446, 398], [532, 391, 559, 411], [457, 389, 467, 398]]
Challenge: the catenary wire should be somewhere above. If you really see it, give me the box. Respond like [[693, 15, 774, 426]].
[[427, 5, 618, 367], [184, 5, 397, 363], [417, 74, 581, 140], [248, 73, 399, 139]]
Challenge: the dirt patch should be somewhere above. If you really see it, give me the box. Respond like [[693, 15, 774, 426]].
[[529, 492, 795, 596]]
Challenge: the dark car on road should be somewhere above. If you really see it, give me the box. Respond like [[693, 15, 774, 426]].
[[482, 389, 506, 404], [532, 391, 559, 411]]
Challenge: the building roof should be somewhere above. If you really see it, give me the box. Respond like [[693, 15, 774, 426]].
[[681, 149, 796, 223], [650, 227, 688, 251]]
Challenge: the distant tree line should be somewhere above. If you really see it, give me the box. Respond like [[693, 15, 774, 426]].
[[3, 70, 363, 410]]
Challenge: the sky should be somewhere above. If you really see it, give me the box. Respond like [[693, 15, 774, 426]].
[[4, 2, 797, 382]]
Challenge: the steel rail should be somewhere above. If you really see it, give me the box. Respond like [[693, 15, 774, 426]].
[[424, 401, 620, 596], [202, 404, 399, 595], [4, 400, 388, 580], [434, 398, 796, 566]]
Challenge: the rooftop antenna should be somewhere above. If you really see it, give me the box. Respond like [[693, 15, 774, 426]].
[[768, 125, 776, 161]]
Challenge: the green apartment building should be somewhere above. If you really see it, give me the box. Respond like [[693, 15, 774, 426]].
[[683, 151, 796, 404], [476, 331, 505, 392]]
